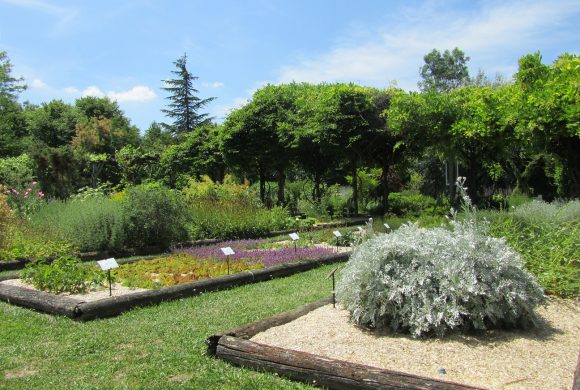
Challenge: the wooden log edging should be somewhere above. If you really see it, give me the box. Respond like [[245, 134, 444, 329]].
[[208, 299, 483, 390], [216, 336, 482, 390], [0, 252, 349, 320], [0, 218, 367, 272]]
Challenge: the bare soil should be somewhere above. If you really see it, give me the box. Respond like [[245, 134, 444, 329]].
[[252, 297, 580, 389]]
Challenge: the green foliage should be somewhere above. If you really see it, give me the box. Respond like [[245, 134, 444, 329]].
[[27, 197, 125, 252], [0, 190, 13, 251], [387, 192, 442, 217], [419, 47, 470, 92], [161, 53, 215, 137], [114, 253, 263, 289], [121, 184, 189, 249], [0, 230, 75, 261], [488, 200, 579, 297], [21, 256, 106, 294], [0, 153, 34, 190], [26, 99, 78, 147]]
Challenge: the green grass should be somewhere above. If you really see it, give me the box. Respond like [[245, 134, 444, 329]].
[[0, 264, 340, 389]]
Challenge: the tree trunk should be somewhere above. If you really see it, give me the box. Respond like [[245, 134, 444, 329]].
[[258, 166, 266, 204], [276, 168, 286, 206], [380, 162, 389, 214], [351, 157, 358, 215], [314, 172, 322, 202]]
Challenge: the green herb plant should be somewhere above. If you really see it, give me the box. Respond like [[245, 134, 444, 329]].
[[21, 256, 107, 294]]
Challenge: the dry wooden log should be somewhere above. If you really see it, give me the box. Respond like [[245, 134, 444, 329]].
[[207, 297, 332, 355], [0, 283, 79, 317], [217, 336, 483, 390]]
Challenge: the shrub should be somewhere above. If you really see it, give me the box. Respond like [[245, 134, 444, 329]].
[[21, 256, 106, 294], [121, 183, 189, 249], [0, 190, 13, 251], [387, 192, 442, 217], [337, 183, 545, 337], [488, 200, 580, 297], [28, 197, 125, 252]]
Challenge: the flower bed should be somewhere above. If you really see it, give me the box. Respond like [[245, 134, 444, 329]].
[[115, 241, 336, 288]]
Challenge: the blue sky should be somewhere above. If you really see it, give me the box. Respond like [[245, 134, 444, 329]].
[[1, 0, 579, 132]]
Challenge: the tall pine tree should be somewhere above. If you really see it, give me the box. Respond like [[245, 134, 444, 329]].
[[161, 54, 215, 138]]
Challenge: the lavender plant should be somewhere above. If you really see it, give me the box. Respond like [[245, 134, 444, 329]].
[[336, 178, 545, 337]]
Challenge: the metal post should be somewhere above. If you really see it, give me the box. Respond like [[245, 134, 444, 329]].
[[227, 255, 230, 275], [108, 270, 112, 297]]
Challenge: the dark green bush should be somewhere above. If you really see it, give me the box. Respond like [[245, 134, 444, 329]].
[[387, 192, 443, 217], [121, 183, 189, 249]]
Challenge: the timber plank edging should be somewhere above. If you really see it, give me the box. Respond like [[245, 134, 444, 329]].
[[0, 252, 349, 320], [207, 299, 484, 390], [217, 336, 484, 390]]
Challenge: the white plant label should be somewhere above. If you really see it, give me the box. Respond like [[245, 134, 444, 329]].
[[97, 258, 119, 271], [384, 223, 390, 229], [357, 226, 364, 232], [221, 247, 235, 256], [333, 230, 342, 237], [289, 233, 300, 241]]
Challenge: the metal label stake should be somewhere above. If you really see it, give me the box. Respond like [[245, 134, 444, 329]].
[[97, 258, 119, 297], [332, 230, 342, 253], [220, 247, 235, 275], [289, 233, 299, 253], [327, 266, 339, 308]]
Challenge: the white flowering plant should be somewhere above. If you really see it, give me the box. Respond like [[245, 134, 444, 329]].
[[336, 178, 545, 337]]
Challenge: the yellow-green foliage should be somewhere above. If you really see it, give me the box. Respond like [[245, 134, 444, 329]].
[[114, 253, 263, 289], [0, 190, 13, 250]]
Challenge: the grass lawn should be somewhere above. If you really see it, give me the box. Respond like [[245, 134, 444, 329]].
[[0, 264, 340, 389]]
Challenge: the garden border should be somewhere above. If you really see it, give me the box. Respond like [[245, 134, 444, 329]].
[[0, 218, 367, 272], [0, 252, 349, 321], [206, 298, 487, 390]]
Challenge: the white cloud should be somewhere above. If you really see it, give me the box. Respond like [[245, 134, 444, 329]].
[[107, 85, 156, 102], [30, 78, 48, 89], [202, 81, 225, 89], [63, 86, 80, 94], [277, 0, 580, 90], [81, 86, 105, 97]]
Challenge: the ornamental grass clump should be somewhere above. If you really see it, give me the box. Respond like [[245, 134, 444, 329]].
[[336, 178, 545, 338]]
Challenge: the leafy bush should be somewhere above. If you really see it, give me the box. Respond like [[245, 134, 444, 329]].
[[121, 183, 189, 249], [21, 256, 106, 294], [0, 220, 76, 261], [488, 200, 579, 297], [387, 192, 443, 217], [185, 178, 295, 240], [0, 190, 13, 251], [28, 197, 125, 252], [337, 185, 545, 337]]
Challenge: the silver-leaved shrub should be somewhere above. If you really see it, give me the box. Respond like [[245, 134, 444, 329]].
[[336, 181, 545, 337]]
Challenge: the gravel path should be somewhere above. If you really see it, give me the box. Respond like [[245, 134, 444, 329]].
[[252, 297, 580, 389]]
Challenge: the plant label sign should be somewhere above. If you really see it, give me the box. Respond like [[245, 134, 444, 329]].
[[332, 230, 342, 238], [221, 247, 235, 256], [384, 223, 390, 229], [97, 258, 119, 271], [357, 226, 364, 232], [289, 233, 300, 241]]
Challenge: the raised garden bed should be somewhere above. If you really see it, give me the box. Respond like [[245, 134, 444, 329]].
[[0, 252, 349, 320], [0, 217, 367, 272], [207, 298, 580, 390]]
